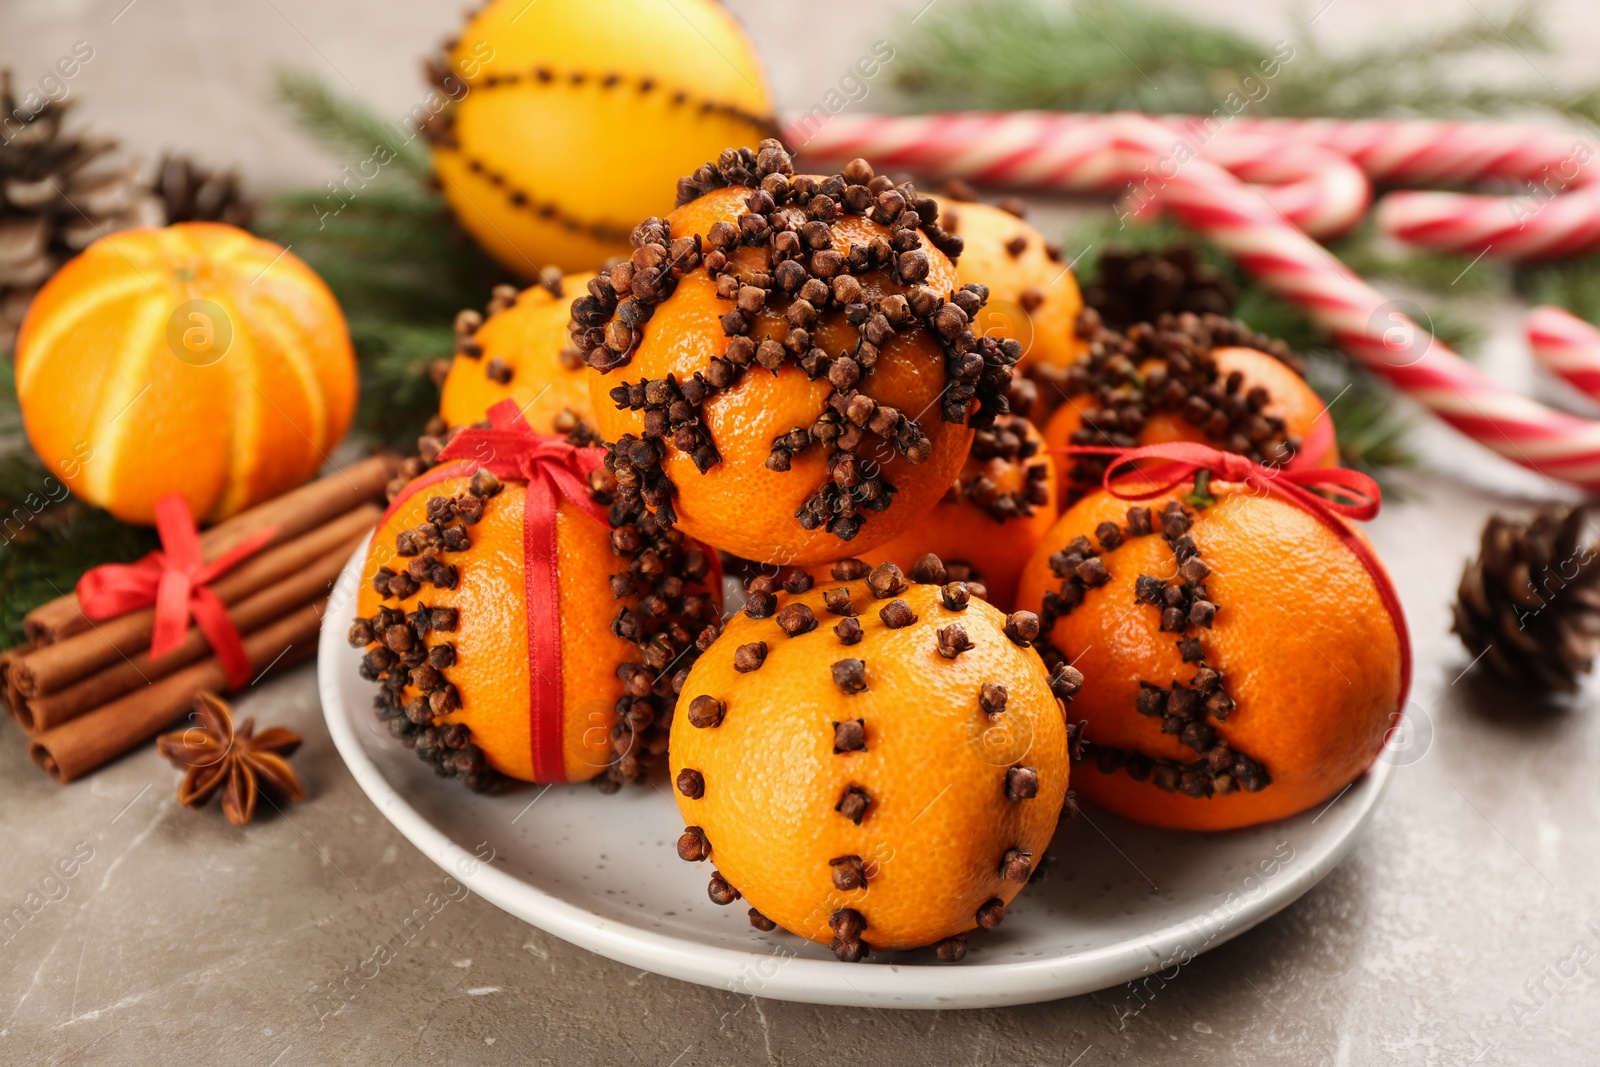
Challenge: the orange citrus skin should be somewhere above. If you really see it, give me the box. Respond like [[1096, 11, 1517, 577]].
[[671, 580, 1068, 951], [588, 185, 976, 566], [815, 416, 1057, 611], [356, 474, 633, 782], [440, 272, 598, 431], [15, 222, 357, 524], [1043, 346, 1336, 488], [1016, 482, 1402, 830], [933, 196, 1085, 373], [435, 0, 775, 274]]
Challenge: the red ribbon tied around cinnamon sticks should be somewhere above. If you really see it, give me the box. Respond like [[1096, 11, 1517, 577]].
[[76, 494, 278, 690], [424, 399, 610, 784], [1068, 441, 1410, 709]]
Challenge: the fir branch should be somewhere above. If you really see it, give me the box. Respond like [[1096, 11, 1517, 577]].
[[892, 0, 1265, 114], [255, 73, 512, 446], [0, 352, 159, 647], [1517, 252, 1600, 325], [892, 0, 1600, 125], [273, 68, 431, 180], [0, 506, 157, 650]]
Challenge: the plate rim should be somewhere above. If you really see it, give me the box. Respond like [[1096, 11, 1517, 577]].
[[318, 542, 1393, 1009]]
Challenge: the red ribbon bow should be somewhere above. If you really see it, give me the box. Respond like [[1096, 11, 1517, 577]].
[[76, 495, 278, 690], [385, 399, 608, 783], [1068, 441, 1411, 711]]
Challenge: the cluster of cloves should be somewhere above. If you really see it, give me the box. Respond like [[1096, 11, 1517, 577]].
[[1039, 498, 1271, 799], [1037, 501, 1174, 642], [356, 474, 499, 791], [576, 140, 1022, 543], [1030, 308, 1305, 495], [954, 414, 1052, 522], [599, 490, 719, 792]]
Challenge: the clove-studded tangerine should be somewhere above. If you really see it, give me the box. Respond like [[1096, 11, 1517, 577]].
[[932, 186, 1086, 372], [353, 438, 719, 792], [669, 555, 1082, 960], [1015, 472, 1406, 831], [439, 271, 601, 435], [819, 413, 1058, 611], [1035, 310, 1335, 498], [576, 140, 1021, 565]]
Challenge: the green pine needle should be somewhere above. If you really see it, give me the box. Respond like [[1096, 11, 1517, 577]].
[[273, 68, 432, 181], [254, 70, 513, 445], [0, 363, 159, 648], [1517, 253, 1600, 325], [892, 0, 1600, 125]]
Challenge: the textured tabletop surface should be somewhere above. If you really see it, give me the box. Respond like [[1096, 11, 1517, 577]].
[[3, 2, 1600, 1064]]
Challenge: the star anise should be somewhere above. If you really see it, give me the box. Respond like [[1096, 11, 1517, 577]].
[[156, 691, 305, 826]]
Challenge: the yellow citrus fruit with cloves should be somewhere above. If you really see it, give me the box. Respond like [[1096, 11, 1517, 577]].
[[670, 555, 1083, 961], [428, 0, 777, 274]]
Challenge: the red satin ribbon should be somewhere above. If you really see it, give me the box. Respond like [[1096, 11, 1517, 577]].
[[423, 400, 610, 784], [1067, 441, 1412, 715], [76, 494, 278, 690]]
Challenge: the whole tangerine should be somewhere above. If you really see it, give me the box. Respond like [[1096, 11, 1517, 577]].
[[1015, 476, 1406, 831], [354, 456, 718, 790], [933, 189, 1086, 373], [670, 556, 1083, 961], [439, 271, 599, 434], [15, 222, 357, 524], [811, 414, 1057, 611]]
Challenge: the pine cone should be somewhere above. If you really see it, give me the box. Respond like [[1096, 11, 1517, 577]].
[[0, 69, 163, 350], [1453, 505, 1600, 693], [149, 152, 255, 228], [1082, 245, 1237, 329]]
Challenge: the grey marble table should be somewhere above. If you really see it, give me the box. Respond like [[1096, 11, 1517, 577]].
[[3, 1, 1600, 1063]]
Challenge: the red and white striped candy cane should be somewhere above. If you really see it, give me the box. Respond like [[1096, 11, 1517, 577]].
[[1174, 116, 1596, 190], [1527, 305, 1600, 402], [1377, 184, 1600, 260], [1107, 114, 1600, 487], [790, 112, 1371, 238]]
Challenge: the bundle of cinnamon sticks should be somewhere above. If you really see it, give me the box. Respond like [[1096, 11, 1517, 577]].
[[0, 454, 398, 783]]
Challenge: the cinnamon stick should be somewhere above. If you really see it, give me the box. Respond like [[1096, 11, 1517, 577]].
[[1, 642, 34, 727], [19, 539, 360, 734], [29, 599, 327, 783], [22, 453, 397, 646], [10, 504, 378, 698]]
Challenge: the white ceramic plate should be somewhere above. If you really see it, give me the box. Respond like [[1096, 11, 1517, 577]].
[[319, 544, 1393, 1009]]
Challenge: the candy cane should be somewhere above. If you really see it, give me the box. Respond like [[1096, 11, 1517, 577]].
[[1108, 114, 1600, 486], [1171, 115, 1596, 190], [791, 112, 1371, 238], [1376, 184, 1600, 260], [1527, 305, 1600, 402], [794, 110, 1595, 198]]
